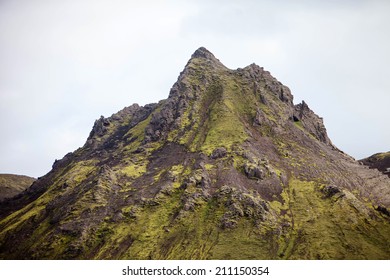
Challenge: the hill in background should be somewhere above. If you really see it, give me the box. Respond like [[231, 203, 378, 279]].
[[0, 174, 35, 201], [360, 152, 390, 178]]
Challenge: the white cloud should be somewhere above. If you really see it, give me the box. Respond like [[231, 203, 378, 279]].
[[0, 0, 389, 176]]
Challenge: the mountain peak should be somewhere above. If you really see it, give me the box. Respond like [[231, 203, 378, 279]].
[[191, 47, 215, 59], [1, 48, 389, 260], [190, 47, 224, 66]]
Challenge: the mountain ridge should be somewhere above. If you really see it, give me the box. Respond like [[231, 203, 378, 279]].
[[0, 47, 389, 259], [360, 152, 390, 178]]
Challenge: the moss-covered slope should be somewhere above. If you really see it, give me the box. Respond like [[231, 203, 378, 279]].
[[0, 47, 389, 259]]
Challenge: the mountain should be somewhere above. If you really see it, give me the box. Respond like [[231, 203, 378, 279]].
[[0, 174, 35, 202], [0, 47, 389, 259], [360, 152, 390, 178]]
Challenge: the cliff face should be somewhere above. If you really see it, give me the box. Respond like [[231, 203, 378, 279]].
[[0, 47, 389, 259]]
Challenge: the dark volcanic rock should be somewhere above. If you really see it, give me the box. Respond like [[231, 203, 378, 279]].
[[375, 205, 390, 217], [243, 162, 265, 180], [211, 147, 227, 159], [321, 185, 343, 198], [293, 101, 332, 145], [253, 108, 271, 126], [0, 47, 389, 260]]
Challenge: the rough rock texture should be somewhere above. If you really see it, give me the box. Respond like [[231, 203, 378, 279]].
[[0, 47, 389, 260], [293, 101, 332, 145], [210, 147, 227, 159]]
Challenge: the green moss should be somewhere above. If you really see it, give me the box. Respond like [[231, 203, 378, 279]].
[[0, 203, 46, 235], [204, 164, 214, 171], [172, 69, 256, 155], [95, 189, 184, 259], [123, 114, 153, 153], [47, 163, 88, 194], [200, 83, 248, 155], [120, 163, 147, 179], [375, 151, 390, 160], [273, 178, 390, 259], [80, 184, 279, 259], [293, 120, 304, 130], [2, 52, 390, 261], [170, 164, 185, 176], [70, 160, 97, 181]]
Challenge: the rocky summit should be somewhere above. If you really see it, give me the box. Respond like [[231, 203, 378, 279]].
[[0, 47, 389, 259]]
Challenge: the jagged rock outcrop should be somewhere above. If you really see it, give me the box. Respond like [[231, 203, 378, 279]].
[[292, 101, 332, 145], [0, 47, 389, 260]]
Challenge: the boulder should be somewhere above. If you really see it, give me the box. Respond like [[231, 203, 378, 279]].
[[322, 185, 343, 198], [211, 147, 227, 159], [244, 162, 265, 180]]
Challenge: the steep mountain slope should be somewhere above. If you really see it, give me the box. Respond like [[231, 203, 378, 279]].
[[0, 47, 389, 259], [360, 152, 390, 178], [0, 174, 35, 201]]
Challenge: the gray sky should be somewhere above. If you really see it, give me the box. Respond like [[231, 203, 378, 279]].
[[1, 0, 389, 178]]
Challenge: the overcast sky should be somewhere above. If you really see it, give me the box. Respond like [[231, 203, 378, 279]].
[[1, 0, 389, 178]]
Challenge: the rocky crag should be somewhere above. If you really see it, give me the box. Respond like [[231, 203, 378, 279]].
[[0, 47, 389, 259]]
